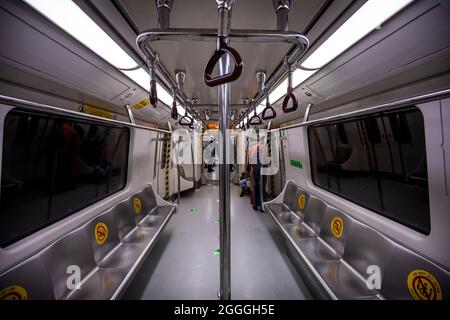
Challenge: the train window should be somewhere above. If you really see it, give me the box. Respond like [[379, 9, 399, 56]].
[[308, 107, 430, 234], [0, 109, 129, 247]]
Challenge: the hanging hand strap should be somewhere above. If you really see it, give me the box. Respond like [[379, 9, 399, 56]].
[[282, 62, 298, 113], [204, 37, 243, 87], [262, 91, 276, 120]]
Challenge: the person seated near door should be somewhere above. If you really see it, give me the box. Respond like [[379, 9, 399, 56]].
[[239, 173, 249, 197]]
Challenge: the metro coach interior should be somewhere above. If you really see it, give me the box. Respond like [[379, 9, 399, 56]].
[[0, 0, 449, 300]]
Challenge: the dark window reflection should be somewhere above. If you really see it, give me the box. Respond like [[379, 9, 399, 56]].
[[308, 107, 430, 234], [0, 110, 129, 247]]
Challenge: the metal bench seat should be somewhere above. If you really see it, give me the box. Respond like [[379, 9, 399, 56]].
[[266, 203, 292, 214], [265, 180, 449, 300], [0, 184, 176, 300], [313, 261, 379, 299]]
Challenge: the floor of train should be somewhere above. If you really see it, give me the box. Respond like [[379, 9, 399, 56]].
[[122, 183, 312, 300]]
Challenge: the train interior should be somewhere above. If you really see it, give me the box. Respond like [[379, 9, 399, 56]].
[[0, 0, 449, 301]]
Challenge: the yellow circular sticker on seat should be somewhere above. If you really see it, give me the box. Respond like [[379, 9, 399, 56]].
[[407, 269, 442, 300], [0, 285, 28, 300], [298, 194, 306, 210], [133, 197, 142, 214], [95, 222, 108, 245], [331, 216, 344, 239]]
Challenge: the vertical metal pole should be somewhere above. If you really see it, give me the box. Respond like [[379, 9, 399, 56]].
[[177, 136, 181, 204], [125, 104, 135, 124], [218, 42, 231, 302]]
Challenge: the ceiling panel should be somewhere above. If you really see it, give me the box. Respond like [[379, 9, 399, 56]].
[[116, 0, 328, 118]]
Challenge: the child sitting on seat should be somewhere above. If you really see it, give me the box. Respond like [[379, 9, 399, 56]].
[[239, 173, 249, 197]]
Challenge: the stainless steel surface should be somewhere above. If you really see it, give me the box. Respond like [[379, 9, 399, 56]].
[[137, 29, 308, 45], [175, 70, 186, 91], [0, 94, 172, 133], [139, 39, 198, 121], [114, 0, 333, 116], [266, 200, 337, 299], [256, 71, 267, 93], [302, 196, 327, 234], [317, 208, 353, 258], [217, 0, 236, 11], [155, 0, 174, 9], [136, 28, 309, 122], [218, 47, 231, 301], [155, 0, 174, 30], [273, 89, 450, 132], [125, 104, 136, 124], [276, 8, 289, 32], [0, 254, 56, 299], [123, 184, 311, 300], [303, 102, 313, 122], [156, 6, 170, 30], [177, 136, 181, 204], [217, 7, 231, 38], [273, 0, 292, 32], [272, 0, 291, 11], [265, 180, 450, 299]]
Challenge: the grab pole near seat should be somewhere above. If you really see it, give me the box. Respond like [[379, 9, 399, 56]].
[[216, 0, 234, 301]]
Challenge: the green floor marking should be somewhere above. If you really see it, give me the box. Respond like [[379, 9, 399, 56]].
[[290, 159, 303, 169], [190, 208, 199, 214], [214, 248, 220, 256]]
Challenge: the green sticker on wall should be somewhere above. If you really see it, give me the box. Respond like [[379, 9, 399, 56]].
[[190, 208, 199, 214], [214, 219, 220, 224], [214, 248, 221, 256], [290, 160, 303, 169]]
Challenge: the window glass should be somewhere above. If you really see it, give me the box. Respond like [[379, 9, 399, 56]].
[[0, 109, 129, 247], [308, 107, 430, 234]]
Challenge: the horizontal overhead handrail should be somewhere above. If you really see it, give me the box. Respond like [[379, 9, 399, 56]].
[[269, 89, 450, 132], [136, 28, 309, 127], [137, 29, 308, 54], [0, 95, 172, 134]]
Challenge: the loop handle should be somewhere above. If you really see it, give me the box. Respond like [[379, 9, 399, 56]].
[[262, 91, 276, 120], [248, 111, 262, 126], [282, 87, 298, 113], [204, 37, 243, 87], [171, 101, 178, 120], [262, 104, 276, 120], [179, 113, 194, 126], [149, 80, 158, 108], [171, 88, 178, 120]]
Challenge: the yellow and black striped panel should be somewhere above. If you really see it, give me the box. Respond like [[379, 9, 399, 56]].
[[268, 132, 274, 196], [163, 133, 171, 200]]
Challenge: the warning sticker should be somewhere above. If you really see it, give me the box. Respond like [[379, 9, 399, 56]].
[[133, 197, 142, 214], [407, 270, 442, 300], [331, 216, 344, 239], [95, 222, 108, 245], [133, 99, 150, 110], [0, 285, 28, 300], [298, 194, 306, 210], [79, 104, 114, 119]]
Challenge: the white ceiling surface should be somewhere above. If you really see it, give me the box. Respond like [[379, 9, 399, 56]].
[[102, 0, 330, 117], [0, 0, 449, 128]]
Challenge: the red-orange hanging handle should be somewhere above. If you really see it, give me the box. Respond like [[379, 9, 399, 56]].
[[147, 55, 159, 108], [282, 62, 298, 113], [262, 90, 276, 120], [204, 37, 243, 87]]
